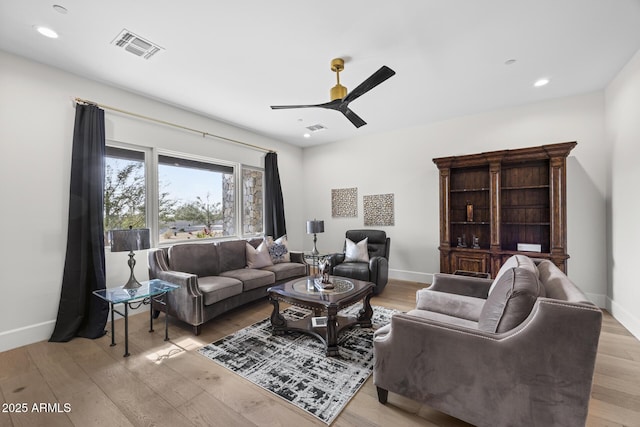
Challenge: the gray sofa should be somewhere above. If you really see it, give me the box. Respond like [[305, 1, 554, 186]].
[[148, 238, 306, 335], [373, 255, 602, 427]]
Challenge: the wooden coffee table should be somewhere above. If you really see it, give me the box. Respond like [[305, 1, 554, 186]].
[[267, 276, 375, 356]]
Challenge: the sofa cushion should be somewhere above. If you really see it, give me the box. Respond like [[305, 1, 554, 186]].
[[266, 235, 291, 264], [197, 276, 243, 306], [406, 309, 479, 329], [488, 254, 538, 295], [333, 262, 370, 282], [261, 262, 306, 282], [220, 268, 275, 291], [218, 240, 247, 272], [478, 267, 544, 333], [168, 243, 219, 277], [345, 237, 369, 263], [245, 241, 273, 269], [416, 289, 485, 322]]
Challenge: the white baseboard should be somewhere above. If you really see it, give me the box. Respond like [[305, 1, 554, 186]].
[[389, 269, 432, 284], [0, 320, 56, 353], [607, 297, 640, 341]]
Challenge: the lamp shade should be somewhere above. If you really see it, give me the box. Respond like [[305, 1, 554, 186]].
[[306, 220, 324, 234], [109, 228, 151, 252]]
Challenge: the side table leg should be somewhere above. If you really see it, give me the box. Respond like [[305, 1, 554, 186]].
[[149, 296, 154, 333], [123, 303, 130, 357], [164, 293, 170, 341], [109, 302, 116, 347], [358, 292, 374, 328]]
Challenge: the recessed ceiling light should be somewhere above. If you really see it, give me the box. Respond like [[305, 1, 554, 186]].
[[534, 78, 550, 87], [303, 133, 311, 138], [35, 26, 59, 38], [53, 5, 68, 14]]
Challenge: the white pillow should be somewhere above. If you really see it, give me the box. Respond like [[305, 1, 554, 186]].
[[246, 241, 273, 269], [345, 237, 369, 263], [265, 235, 290, 263]]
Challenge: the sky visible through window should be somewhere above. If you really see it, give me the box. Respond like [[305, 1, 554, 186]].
[[159, 164, 222, 204]]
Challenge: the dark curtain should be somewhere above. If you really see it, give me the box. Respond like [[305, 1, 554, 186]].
[[264, 152, 287, 238], [50, 104, 109, 342]]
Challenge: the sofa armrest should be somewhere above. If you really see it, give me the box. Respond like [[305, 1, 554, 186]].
[[428, 273, 493, 298], [289, 251, 304, 264]]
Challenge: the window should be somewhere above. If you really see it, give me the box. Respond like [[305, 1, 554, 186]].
[[104, 147, 146, 237], [242, 167, 264, 236], [104, 145, 263, 246], [157, 155, 235, 243]]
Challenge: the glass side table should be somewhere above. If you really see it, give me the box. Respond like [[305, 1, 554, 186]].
[[93, 279, 179, 357], [303, 252, 331, 276]]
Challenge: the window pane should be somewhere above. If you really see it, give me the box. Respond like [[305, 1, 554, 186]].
[[158, 156, 235, 243], [104, 147, 146, 239], [242, 168, 264, 235]]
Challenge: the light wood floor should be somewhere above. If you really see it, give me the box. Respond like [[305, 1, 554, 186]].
[[1, 279, 639, 426]]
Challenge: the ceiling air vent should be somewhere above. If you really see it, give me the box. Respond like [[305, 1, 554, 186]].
[[306, 124, 327, 132], [111, 29, 163, 60]]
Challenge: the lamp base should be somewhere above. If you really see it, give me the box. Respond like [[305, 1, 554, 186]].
[[311, 233, 319, 255], [122, 251, 142, 289]]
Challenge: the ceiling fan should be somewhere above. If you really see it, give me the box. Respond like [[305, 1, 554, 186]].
[[270, 58, 396, 128]]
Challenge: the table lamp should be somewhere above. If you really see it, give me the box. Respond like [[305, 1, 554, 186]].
[[306, 219, 324, 255], [109, 226, 151, 289]]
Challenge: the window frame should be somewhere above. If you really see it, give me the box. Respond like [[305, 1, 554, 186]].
[[104, 142, 264, 247]]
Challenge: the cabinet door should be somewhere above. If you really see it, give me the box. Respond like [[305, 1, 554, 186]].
[[450, 251, 489, 274]]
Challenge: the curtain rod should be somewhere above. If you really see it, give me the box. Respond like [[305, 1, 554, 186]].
[[74, 97, 275, 154]]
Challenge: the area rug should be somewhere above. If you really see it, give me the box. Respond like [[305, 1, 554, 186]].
[[197, 304, 398, 425]]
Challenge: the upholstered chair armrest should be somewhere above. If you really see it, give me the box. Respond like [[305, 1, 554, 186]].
[[289, 251, 304, 264], [428, 273, 493, 298], [369, 256, 389, 288], [327, 253, 345, 273]]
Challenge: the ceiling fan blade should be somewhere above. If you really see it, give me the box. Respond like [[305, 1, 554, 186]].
[[342, 108, 367, 128], [270, 104, 320, 110], [343, 65, 396, 104], [270, 99, 342, 110]]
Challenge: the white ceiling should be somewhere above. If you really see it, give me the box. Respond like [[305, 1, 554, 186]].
[[2, 1, 640, 147]]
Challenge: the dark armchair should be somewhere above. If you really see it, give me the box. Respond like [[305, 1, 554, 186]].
[[328, 230, 390, 294]]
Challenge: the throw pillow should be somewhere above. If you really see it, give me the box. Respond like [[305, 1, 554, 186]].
[[478, 267, 544, 333], [266, 235, 290, 263], [245, 241, 273, 269], [488, 254, 539, 295], [344, 237, 369, 263]]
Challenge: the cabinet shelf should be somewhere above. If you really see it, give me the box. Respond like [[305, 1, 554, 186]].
[[450, 188, 489, 193], [451, 221, 490, 225], [502, 222, 550, 226], [502, 185, 549, 190]]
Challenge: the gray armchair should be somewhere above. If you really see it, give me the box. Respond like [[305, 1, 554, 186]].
[[328, 229, 390, 294], [373, 256, 602, 427]]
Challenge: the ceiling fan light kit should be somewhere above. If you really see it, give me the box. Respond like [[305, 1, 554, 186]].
[[271, 57, 395, 128]]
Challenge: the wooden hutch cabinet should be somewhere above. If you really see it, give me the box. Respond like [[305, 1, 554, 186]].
[[433, 141, 576, 277]]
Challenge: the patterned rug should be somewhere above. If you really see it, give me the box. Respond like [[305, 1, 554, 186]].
[[197, 304, 398, 425]]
